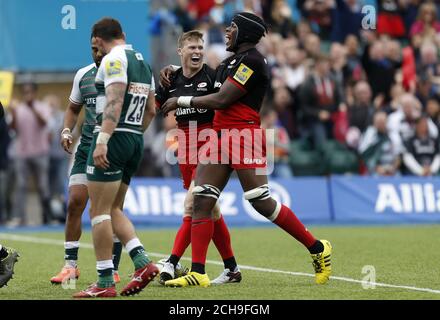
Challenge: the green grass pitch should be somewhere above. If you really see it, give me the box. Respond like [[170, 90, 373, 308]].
[[0, 225, 439, 300]]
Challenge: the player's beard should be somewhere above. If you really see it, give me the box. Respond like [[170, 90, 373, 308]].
[[226, 32, 237, 52]]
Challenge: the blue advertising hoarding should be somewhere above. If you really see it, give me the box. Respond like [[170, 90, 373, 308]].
[[80, 176, 440, 226], [331, 176, 440, 223], [81, 177, 331, 226]]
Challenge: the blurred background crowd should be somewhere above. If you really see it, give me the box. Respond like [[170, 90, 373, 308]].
[[1, 0, 440, 226], [148, 0, 440, 179]]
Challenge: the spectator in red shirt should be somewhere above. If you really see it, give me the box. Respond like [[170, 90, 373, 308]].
[[409, 2, 440, 39]]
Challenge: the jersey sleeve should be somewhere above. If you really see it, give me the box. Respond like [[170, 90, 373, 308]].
[[101, 51, 128, 87], [228, 55, 264, 92], [150, 76, 156, 91], [69, 69, 84, 104]]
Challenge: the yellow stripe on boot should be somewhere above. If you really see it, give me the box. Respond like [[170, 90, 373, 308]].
[[165, 271, 210, 288]]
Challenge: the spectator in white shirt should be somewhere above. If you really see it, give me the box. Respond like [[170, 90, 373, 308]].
[[8, 83, 54, 226], [403, 115, 440, 176], [387, 93, 438, 154]]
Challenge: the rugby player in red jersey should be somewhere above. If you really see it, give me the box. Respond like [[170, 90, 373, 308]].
[[156, 30, 241, 285], [161, 12, 332, 287]]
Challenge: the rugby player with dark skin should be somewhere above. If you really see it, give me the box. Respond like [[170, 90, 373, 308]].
[[161, 12, 332, 287], [155, 30, 241, 285]]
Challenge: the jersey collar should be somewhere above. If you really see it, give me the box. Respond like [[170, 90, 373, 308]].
[[111, 44, 133, 52]]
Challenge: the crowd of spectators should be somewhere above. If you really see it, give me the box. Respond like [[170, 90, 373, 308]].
[[0, 84, 66, 226], [147, 0, 440, 178], [2, 0, 440, 225]]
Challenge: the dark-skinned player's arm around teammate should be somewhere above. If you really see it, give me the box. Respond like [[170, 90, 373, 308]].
[[161, 21, 267, 116], [161, 70, 244, 115]]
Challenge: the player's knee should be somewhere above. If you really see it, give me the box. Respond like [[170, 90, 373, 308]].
[[67, 196, 86, 218], [244, 185, 277, 218], [193, 196, 215, 217], [91, 214, 111, 227], [250, 199, 277, 217], [212, 204, 221, 220], [184, 202, 194, 216], [192, 184, 220, 215]]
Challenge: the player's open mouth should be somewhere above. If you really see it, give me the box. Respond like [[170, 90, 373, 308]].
[[191, 56, 201, 63], [225, 35, 231, 46]]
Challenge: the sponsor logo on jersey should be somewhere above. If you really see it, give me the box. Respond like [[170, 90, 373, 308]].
[[233, 63, 254, 85], [85, 97, 96, 105], [197, 82, 208, 92], [243, 158, 266, 165], [135, 53, 144, 60], [175, 108, 208, 115], [176, 108, 196, 116], [214, 81, 222, 89], [128, 82, 150, 95], [106, 60, 123, 77], [230, 59, 236, 65]]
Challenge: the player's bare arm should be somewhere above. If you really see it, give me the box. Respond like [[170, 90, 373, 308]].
[[142, 90, 156, 132], [161, 80, 245, 115], [93, 82, 126, 169], [61, 101, 82, 154]]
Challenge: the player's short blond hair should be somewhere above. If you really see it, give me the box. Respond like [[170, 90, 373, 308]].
[[177, 30, 204, 48]]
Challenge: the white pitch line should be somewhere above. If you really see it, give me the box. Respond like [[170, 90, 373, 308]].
[[2, 233, 440, 295]]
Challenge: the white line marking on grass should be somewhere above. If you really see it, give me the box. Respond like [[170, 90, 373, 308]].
[[2, 233, 440, 295]]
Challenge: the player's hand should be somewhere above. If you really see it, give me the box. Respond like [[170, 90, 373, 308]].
[[93, 144, 110, 169], [60, 128, 73, 154], [423, 166, 432, 176], [159, 65, 175, 88], [161, 97, 179, 116]]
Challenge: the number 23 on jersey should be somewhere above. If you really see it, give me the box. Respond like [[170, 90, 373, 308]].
[[125, 82, 151, 125]]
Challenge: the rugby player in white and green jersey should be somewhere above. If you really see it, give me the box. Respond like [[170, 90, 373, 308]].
[[73, 17, 157, 298], [50, 37, 122, 285]]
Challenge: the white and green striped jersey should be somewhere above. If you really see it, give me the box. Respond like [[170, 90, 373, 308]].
[[95, 44, 155, 135], [69, 63, 98, 143]]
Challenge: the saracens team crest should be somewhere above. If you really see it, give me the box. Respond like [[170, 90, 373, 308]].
[[197, 82, 208, 92]]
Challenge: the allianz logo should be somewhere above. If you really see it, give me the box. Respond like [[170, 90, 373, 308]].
[[122, 182, 290, 220], [375, 183, 440, 213], [123, 186, 239, 216]]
